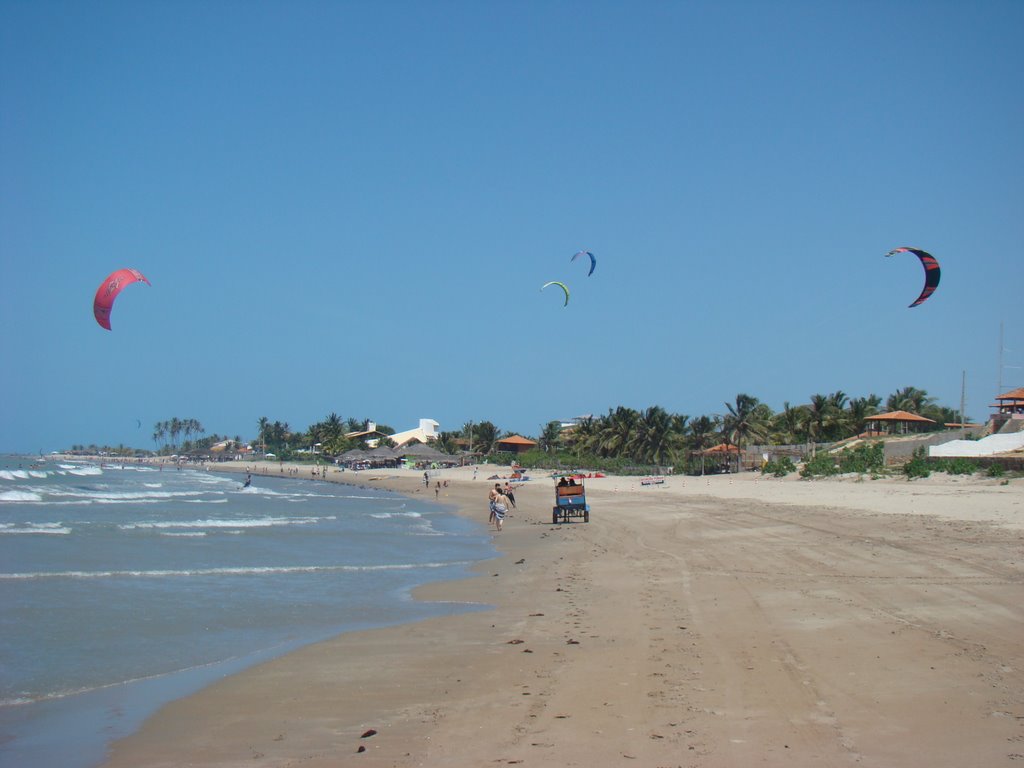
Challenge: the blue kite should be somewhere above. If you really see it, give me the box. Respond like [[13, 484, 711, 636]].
[[571, 250, 596, 277]]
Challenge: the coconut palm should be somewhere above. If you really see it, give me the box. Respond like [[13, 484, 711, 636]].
[[686, 414, 720, 474], [473, 421, 500, 454], [769, 401, 807, 444], [886, 386, 934, 414], [847, 395, 881, 436], [566, 416, 597, 459], [257, 417, 270, 454], [152, 423, 166, 452], [433, 431, 461, 455], [805, 393, 832, 450], [595, 406, 641, 458], [633, 406, 687, 466], [687, 415, 719, 452], [722, 393, 768, 455], [538, 421, 563, 453]]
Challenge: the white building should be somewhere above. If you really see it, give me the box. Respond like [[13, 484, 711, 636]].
[[387, 418, 441, 448]]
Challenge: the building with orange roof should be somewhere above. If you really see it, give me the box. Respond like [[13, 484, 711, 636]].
[[991, 387, 1024, 416], [496, 435, 538, 455], [863, 410, 937, 435]]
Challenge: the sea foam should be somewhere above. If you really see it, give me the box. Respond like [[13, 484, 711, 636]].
[[0, 490, 44, 503]]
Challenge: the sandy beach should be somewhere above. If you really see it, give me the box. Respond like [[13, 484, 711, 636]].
[[101, 464, 1024, 767]]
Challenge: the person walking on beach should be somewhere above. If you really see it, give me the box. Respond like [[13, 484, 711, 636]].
[[503, 481, 516, 509], [488, 483, 507, 531]]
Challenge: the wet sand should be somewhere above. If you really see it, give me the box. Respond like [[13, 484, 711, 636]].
[[103, 465, 1024, 767]]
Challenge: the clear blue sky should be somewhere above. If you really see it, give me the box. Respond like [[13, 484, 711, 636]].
[[1, 1, 1021, 453]]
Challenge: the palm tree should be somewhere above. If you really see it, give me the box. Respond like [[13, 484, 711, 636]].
[[566, 416, 597, 460], [433, 431, 461, 455], [538, 421, 563, 453], [923, 403, 957, 426], [596, 406, 640, 458], [805, 393, 833, 452], [322, 412, 343, 445], [257, 417, 270, 454], [152, 423, 166, 452], [823, 392, 850, 441], [687, 415, 719, 475], [473, 421, 500, 454], [886, 386, 934, 414], [722, 393, 768, 461], [687, 415, 719, 451], [847, 395, 880, 436], [633, 406, 686, 466], [770, 401, 807, 444], [169, 417, 182, 450]]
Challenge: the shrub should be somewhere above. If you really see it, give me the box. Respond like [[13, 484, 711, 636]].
[[941, 457, 979, 475], [837, 442, 885, 474], [762, 457, 796, 477], [800, 452, 839, 478], [902, 447, 931, 479], [986, 463, 1005, 478]]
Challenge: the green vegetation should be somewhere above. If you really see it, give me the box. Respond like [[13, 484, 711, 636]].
[[902, 447, 932, 479], [800, 452, 841, 478], [800, 442, 885, 478], [762, 457, 796, 477], [67, 384, 984, 475], [152, 418, 205, 452], [932, 457, 980, 475]]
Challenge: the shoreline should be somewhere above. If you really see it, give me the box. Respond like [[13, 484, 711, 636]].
[[91, 462, 1023, 767]]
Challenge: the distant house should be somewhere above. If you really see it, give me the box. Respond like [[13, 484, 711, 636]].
[[496, 435, 538, 454], [344, 420, 390, 448], [209, 441, 253, 461], [388, 419, 440, 448]]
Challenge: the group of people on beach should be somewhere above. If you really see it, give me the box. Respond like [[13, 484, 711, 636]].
[[487, 482, 516, 531]]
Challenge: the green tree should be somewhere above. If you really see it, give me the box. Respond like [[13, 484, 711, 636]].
[[257, 417, 270, 454], [538, 421, 563, 453], [805, 393, 832, 451], [633, 406, 686, 466], [565, 416, 597, 460], [472, 421, 500, 454], [433, 431, 461, 454], [847, 395, 881, 435], [596, 406, 641, 458], [722, 393, 768, 454], [886, 386, 934, 414], [769, 401, 807, 444]]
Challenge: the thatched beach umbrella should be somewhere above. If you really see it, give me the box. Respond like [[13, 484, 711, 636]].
[[396, 442, 456, 464], [364, 446, 398, 466], [338, 448, 369, 465]]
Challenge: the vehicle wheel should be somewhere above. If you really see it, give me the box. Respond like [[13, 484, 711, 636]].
[[584, 510, 589, 523]]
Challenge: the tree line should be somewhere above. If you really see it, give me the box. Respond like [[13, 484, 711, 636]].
[[524, 386, 962, 469], [62, 385, 965, 462], [245, 385, 962, 468]]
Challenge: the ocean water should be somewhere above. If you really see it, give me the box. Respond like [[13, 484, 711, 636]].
[[0, 456, 494, 768]]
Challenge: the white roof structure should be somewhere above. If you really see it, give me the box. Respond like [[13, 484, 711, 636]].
[[929, 431, 1024, 457], [388, 418, 440, 448]]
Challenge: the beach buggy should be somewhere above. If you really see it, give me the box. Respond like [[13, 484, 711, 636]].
[[552, 475, 590, 524]]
